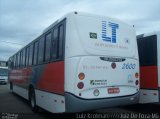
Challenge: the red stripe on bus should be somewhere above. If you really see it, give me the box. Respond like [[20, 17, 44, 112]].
[[140, 66, 158, 89], [9, 68, 32, 84], [37, 61, 64, 95]]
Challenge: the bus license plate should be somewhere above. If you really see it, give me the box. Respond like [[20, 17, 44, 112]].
[[108, 88, 120, 94]]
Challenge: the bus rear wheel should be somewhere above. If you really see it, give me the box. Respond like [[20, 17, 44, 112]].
[[29, 88, 38, 112]]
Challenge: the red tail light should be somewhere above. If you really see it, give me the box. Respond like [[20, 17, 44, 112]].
[[111, 62, 116, 69], [153, 93, 157, 95], [135, 80, 139, 85], [143, 93, 147, 95], [77, 82, 84, 89], [135, 72, 139, 78], [78, 73, 85, 80]]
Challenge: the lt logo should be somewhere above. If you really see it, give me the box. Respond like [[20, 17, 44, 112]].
[[102, 21, 119, 43]]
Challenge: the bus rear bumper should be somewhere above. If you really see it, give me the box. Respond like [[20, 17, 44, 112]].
[[65, 92, 139, 112]]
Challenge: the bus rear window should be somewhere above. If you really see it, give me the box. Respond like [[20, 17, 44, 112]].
[[137, 35, 157, 66]]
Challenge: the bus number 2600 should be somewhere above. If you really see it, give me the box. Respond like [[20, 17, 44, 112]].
[[122, 63, 136, 69]]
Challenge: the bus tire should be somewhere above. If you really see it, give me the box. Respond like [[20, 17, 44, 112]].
[[29, 88, 38, 112]]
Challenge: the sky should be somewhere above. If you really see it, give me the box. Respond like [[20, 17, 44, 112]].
[[0, 0, 160, 61]]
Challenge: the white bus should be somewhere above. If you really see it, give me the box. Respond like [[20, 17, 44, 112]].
[[137, 32, 160, 103], [0, 66, 8, 84], [8, 12, 139, 113]]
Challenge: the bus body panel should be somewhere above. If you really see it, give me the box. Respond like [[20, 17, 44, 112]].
[[157, 32, 160, 102], [10, 61, 65, 112], [35, 89, 65, 113], [10, 61, 64, 95], [36, 61, 64, 95], [140, 66, 158, 89], [12, 85, 29, 100], [64, 12, 139, 111], [10, 68, 32, 87], [65, 13, 138, 59], [74, 56, 139, 99], [137, 32, 160, 103], [65, 56, 139, 112], [157, 33, 160, 88], [139, 89, 159, 103], [65, 13, 139, 98]]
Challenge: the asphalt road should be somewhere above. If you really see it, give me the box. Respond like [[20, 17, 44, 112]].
[[0, 84, 160, 119], [0, 84, 50, 119]]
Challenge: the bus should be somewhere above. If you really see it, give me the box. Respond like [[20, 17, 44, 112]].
[[137, 32, 160, 103], [8, 12, 139, 113], [0, 66, 8, 84]]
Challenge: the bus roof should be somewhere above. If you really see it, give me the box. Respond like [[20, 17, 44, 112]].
[[137, 31, 160, 38], [44, 11, 134, 33]]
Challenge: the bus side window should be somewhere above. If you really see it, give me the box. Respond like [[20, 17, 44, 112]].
[[26, 47, 30, 67], [13, 55, 16, 69], [45, 32, 52, 62], [52, 28, 58, 60], [10, 56, 14, 69], [58, 24, 64, 59], [33, 41, 38, 65], [18, 52, 21, 68], [22, 48, 26, 67], [8, 57, 13, 69], [20, 51, 23, 68], [29, 44, 34, 66], [16, 53, 20, 68], [11, 58, 14, 69], [15, 54, 17, 68], [38, 37, 45, 64]]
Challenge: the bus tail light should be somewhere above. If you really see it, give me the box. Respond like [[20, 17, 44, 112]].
[[143, 93, 147, 95], [135, 72, 139, 78], [135, 80, 139, 85], [153, 93, 157, 96], [111, 62, 116, 69], [77, 82, 84, 89], [78, 73, 85, 80]]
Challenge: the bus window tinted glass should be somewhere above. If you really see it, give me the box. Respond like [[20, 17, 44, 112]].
[[52, 28, 58, 59], [38, 37, 45, 64], [13, 56, 16, 68], [137, 35, 157, 66], [58, 25, 64, 59], [26, 47, 29, 66], [20, 51, 23, 67], [17, 53, 20, 68], [22, 49, 26, 67], [45, 33, 51, 61], [29, 44, 33, 66], [33, 41, 38, 65]]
